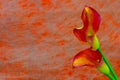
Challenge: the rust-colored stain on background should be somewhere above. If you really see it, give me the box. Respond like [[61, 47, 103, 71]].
[[0, 0, 120, 80]]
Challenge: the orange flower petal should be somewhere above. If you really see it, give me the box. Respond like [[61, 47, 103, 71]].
[[81, 6, 101, 33], [72, 48, 102, 68], [73, 6, 101, 42], [73, 28, 87, 42]]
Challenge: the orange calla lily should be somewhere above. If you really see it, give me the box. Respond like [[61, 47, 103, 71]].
[[72, 6, 119, 80], [72, 48, 102, 68], [72, 6, 102, 68], [73, 6, 101, 46]]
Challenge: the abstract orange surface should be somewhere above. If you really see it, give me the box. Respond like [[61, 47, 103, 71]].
[[0, 0, 120, 80]]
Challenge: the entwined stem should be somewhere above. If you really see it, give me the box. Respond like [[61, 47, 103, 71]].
[[98, 47, 118, 80], [105, 74, 115, 80]]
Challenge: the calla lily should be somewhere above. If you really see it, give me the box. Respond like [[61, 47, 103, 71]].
[[72, 6, 119, 80], [73, 6, 101, 50], [72, 48, 102, 68]]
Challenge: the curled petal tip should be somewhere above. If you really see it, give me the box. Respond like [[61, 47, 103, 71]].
[[84, 7, 89, 13], [73, 28, 87, 42]]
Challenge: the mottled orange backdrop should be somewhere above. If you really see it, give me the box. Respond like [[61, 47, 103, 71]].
[[0, 0, 120, 80]]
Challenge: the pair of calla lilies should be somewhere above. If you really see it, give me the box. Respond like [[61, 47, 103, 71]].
[[72, 6, 119, 80]]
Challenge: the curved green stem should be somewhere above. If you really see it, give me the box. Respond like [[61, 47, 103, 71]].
[[105, 74, 115, 80], [98, 47, 119, 80]]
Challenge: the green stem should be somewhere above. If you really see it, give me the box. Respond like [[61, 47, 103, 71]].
[[105, 74, 115, 80], [98, 47, 118, 80]]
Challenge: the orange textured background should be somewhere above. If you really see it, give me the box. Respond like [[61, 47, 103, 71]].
[[0, 0, 120, 80]]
